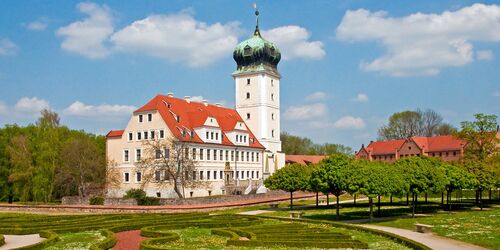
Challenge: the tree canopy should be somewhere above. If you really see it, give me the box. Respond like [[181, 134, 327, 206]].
[[264, 163, 310, 208], [281, 132, 352, 155]]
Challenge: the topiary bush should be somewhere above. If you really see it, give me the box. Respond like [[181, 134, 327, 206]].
[[90, 229, 116, 250], [89, 196, 105, 205], [123, 189, 160, 205]]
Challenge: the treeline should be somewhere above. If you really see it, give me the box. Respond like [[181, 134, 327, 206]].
[[281, 132, 353, 155], [266, 114, 500, 221], [0, 110, 106, 203]]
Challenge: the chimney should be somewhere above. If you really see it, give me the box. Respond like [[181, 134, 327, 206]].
[[184, 96, 191, 103], [215, 103, 222, 107], [167, 92, 174, 97], [202, 100, 208, 107]]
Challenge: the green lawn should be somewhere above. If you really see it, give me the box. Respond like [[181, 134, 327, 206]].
[[374, 208, 500, 250], [45, 231, 104, 250]]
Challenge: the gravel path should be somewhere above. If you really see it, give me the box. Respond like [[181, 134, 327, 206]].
[[0, 234, 44, 250], [113, 230, 146, 250], [360, 224, 488, 250]]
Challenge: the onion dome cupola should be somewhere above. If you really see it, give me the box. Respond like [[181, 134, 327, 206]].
[[233, 8, 281, 77]]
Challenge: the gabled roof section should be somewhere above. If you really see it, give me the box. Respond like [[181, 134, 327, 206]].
[[285, 155, 327, 165], [366, 139, 405, 155], [134, 95, 265, 149], [106, 130, 124, 139], [424, 135, 466, 152]]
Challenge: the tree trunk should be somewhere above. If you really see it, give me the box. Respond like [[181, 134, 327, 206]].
[[416, 193, 418, 214], [447, 189, 451, 213], [377, 195, 381, 216], [173, 181, 184, 199], [475, 190, 479, 204], [336, 195, 340, 221], [316, 192, 319, 207], [489, 189, 492, 201], [479, 190, 483, 211], [412, 193, 416, 218], [290, 191, 294, 210], [406, 193, 409, 205], [425, 193, 428, 203], [390, 195, 392, 205], [441, 192, 444, 206], [354, 194, 356, 205], [326, 194, 329, 206], [369, 197, 373, 223]]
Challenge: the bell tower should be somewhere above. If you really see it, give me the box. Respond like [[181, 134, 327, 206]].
[[232, 7, 284, 175]]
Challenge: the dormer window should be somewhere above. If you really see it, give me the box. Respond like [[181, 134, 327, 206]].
[[246, 92, 250, 99], [244, 45, 252, 56], [139, 115, 143, 123], [148, 113, 152, 122], [206, 131, 209, 139], [246, 113, 251, 120]]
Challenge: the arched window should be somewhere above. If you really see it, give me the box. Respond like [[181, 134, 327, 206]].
[[271, 93, 274, 101], [246, 92, 250, 99]]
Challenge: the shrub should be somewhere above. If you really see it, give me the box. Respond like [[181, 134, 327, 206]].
[[139, 233, 180, 250], [123, 189, 160, 206], [0, 234, 4, 247], [89, 196, 105, 205], [90, 229, 116, 250]]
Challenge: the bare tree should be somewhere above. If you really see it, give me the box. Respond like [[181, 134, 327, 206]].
[[138, 138, 207, 198], [36, 109, 60, 128], [420, 109, 443, 137]]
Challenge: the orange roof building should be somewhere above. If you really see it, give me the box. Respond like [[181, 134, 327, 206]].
[[355, 135, 467, 162], [285, 155, 327, 165]]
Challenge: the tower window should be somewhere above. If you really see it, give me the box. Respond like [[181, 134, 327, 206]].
[[272, 129, 275, 138], [246, 92, 250, 99], [247, 79, 250, 85], [271, 93, 274, 101], [246, 113, 251, 120], [271, 79, 274, 86], [271, 113, 275, 120], [244, 45, 252, 56]]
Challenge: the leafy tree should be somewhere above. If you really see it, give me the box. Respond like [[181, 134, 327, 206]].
[[264, 163, 310, 209], [442, 163, 477, 211], [311, 154, 352, 220], [281, 132, 352, 155], [306, 164, 322, 207], [396, 156, 447, 217], [378, 109, 456, 140]]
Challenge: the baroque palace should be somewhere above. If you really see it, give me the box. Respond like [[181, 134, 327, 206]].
[[106, 11, 285, 198]]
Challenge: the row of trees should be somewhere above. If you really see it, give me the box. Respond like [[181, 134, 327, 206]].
[[0, 110, 108, 203], [266, 113, 500, 222], [281, 132, 353, 155]]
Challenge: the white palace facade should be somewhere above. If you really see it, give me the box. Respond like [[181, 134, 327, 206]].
[[105, 11, 285, 198]]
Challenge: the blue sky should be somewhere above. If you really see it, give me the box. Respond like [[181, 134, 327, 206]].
[[0, 0, 499, 150]]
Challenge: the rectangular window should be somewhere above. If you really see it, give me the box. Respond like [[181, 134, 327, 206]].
[[214, 150, 217, 161], [206, 131, 209, 140], [251, 152, 254, 162], [247, 171, 250, 178], [246, 152, 250, 162], [219, 171, 223, 179], [200, 149, 204, 160], [155, 149, 162, 159], [185, 148, 189, 159], [136, 172, 142, 183], [200, 171, 204, 180], [231, 151, 234, 161], [160, 130, 165, 139], [211, 132, 214, 140], [128, 132, 133, 141], [213, 171, 217, 180], [236, 151, 239, 161], [139, 114, 143, 122], [124, 172, 130, 183], [256, 171, 259, 179], [144, 131, 149, 140], [207, 149, 211, 160], [124, 149, 129, 162], [453, 151, 457, 156], [155, 171, 161, 182], [251, 171, 254, 179], [148, 113, 152, 122], [256, 153, 259, 162], [137, 132, 142, 140], [192, 148, 197, 160], [225, 150, 229, 161], [164, 147, 170, 159], [236, 171, 239, 179], [136, 149, 141, 161], [192, 171, 197, 180], [151, 130, 155, 139], [215, 133, 219, 140]]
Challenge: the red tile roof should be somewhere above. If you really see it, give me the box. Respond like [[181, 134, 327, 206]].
[[358, 135, 466, 156], [108, 95, 264, 149], [106, 130, 124, 138], [285, 155, 327, 165]]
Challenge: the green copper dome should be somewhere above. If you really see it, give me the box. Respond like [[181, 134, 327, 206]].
[[233, 11, 281, 76]]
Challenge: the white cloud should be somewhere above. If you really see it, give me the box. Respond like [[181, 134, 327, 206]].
[[56, 2, 113, 59], [336, 4, 500, 76], [26, 17, 49, 31], [64, 101, 136, 117], [284, 103, 327, 120], [305, 91, 327, 101], [477, 50, 494, 60], [351, 93, 369, 103], [0, 38, 18, 56], [333, 116, 366, 129], [262, 26, 325, 60], [110, 11, 240, 67], [14, 97, 50, 113]]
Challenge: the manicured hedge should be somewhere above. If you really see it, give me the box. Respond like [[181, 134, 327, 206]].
[[226, 239, 368, 248], [0, 234, 4, 247], [254, 215, 431, 250], [13, 230, 59, 250], [90, 229, 117, 250], [139, 233, 180, 250]]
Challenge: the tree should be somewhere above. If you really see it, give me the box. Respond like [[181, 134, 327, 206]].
[[442, 163, 477, 211], [36, 109, 60, 128], [311, 154, 352, 220], [458, 113, 499, 208], [396, 156, 447, 217], [378, 109, 456, 140], [137, 138, 205, 199], [306, 164, 322, 207], [264, 163, 309, 209], [280, 132, 352, 155]]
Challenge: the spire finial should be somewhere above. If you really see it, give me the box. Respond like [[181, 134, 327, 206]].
[[253, 2, 261, 37]]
